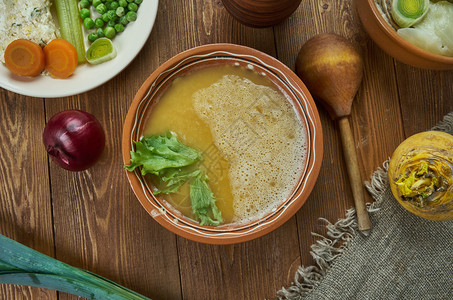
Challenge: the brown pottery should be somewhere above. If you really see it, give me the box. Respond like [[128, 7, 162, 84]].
[[221, 0, 302, 27], [356, 0, 453, 70], [122, 44, 323, 244]]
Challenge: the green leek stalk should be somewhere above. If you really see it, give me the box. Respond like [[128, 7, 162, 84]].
[[0, 234, 150, 299], [391, 0, 430, 28], [54, 0, 86, 63]]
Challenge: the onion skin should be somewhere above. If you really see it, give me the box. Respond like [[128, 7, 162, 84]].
[[43, 110, 105, 171], [388, 131, 453, 221]]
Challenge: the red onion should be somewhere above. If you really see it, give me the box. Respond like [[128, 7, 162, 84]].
[[43, 110, 105, 171]]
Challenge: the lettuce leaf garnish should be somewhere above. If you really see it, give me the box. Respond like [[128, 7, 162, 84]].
[[190, 173, 223, 226], [125, 132, 201, 175], [124, 132, 222, 226]]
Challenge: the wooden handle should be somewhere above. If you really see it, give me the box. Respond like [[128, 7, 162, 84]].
[[338, 117, 372, 234]]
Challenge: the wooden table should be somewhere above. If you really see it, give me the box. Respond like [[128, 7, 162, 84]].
[[1, 1, 452, 299]]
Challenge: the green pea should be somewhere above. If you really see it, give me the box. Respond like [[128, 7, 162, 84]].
[[96, 28, 105, 37], [114, 23, 125, 33], [79, 0, 90, 8], [93, 0, 102, 7], [88, 32, 98, 42], [83, 17, 95, 29], [110, 1, 119, 10], [120, 15, 129, 25], [95, 18, 105, 28], [126, 11, 137, 22], [107, 10, 118, 21], [101, 12, 109, 22], [116, 7, 125, 17], [104, 26, 116, 38], [134, 0, 142, 4], [80, 8, 90, 19], [96, 3, 107, 14], [118, 0, 127, 7], [127, 2, 138, 12]]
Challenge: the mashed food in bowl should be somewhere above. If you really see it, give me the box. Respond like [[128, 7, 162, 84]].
[[375, 0, 453, 57], [143, 64, 307, 225]]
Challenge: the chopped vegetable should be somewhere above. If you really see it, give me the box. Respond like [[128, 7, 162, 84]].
[[95, 18, 105, 28], [43, 39, 78, 79], [190, 173, 223, 226], [97, 4, 108, 14], [0, 234, 150, 299], [4, 39, 45, 77], [79, 0, 90, 9], [124, 132, 223, 226], [79, 0, 142, 45], [396, 1, 453, 57], [83, 17, 95, 30], [155, 169, 201, 195], [391, 0, 430, 28], [80, 8, 91, 19], [125, 132, 201, 175], [85, 37, 117, 64], [126, 11, 137, 22], [389, 131, 453, 221], [104, 26, 116, 39], [395, 154, 450, 206], [54, 0, 86, 63]]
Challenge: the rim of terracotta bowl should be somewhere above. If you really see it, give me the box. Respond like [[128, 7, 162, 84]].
[[122, 43, 323, 244], [357, 0, 453, 70]]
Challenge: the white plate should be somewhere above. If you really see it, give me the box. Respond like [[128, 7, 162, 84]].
[[0, 0, 159, 98]]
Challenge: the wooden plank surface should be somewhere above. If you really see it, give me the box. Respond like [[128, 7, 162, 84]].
[[0, 0, 452, 299]]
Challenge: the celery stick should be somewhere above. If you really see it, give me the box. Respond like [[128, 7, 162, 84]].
[[54, 0, 86, 63]]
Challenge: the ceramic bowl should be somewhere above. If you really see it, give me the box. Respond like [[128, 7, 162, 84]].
[[356, 0, 453, 70], [122, 43, 323, 244], [221, 0, 302, 27]]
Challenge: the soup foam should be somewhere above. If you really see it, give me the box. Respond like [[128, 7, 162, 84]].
[[193, 74, 307, 224]]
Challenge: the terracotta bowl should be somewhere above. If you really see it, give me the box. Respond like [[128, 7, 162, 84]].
[[122, 44, 323, 244], [356, 0, 453, 70], [221, 0, 302, 27]]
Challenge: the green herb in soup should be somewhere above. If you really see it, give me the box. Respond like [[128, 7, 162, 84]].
[[190, 173, 223, 226], [124, 132, 223, 226]]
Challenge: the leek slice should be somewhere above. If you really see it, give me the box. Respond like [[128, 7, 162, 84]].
[[397, 1, 453, 57], [86, 38, 117, 65], [391, 0, 430, 28]]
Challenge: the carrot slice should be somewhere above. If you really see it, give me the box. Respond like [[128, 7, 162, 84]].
[[4, 39, 45, 77], [43, 39, 78, 79]]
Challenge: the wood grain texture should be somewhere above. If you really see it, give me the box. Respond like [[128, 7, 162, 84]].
[[44, 38, 182, 299], [394, 64, 453, 136], [165, 1, 302, 299], [0, 91, 55, 298], [273, 0, 406, 272], [0, 0, 452, 299]]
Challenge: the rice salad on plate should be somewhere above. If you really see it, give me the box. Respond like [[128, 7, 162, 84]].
[[0, 0, 60, 64]]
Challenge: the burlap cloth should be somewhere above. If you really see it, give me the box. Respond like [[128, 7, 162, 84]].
[[278, 112, 453, 300]]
